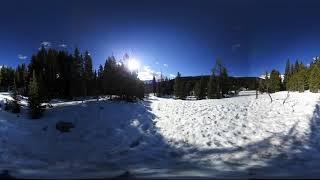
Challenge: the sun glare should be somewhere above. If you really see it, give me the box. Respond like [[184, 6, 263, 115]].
[[127, 59, 140, 71]]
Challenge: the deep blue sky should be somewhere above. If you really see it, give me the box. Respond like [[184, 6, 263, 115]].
[[1, 0, 320, 79]]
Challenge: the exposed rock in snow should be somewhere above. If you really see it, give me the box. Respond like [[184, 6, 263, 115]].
[[55, 121, 75, 133]]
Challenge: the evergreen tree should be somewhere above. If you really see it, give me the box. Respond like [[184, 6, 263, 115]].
[[269, 69, 281, 93], [290, 64, 295, 77], [0, 66, 15, 92], [185, 81, 193, 96], [10, 79, 20, 113], [97, 64, 104, 95], [103, 56, 117, 96], [294, 60, 299, 73], [155, 75, 163, 97], [155, 78, 161, 97], [297, 63, 308, 92], [207, 59, 229, 98], [174, 72, 186, 99], [164, 77, 171, 95], [220, 66, 229, 96], [152, 75, 156, 96], [195, 76, 206, 99], [283, 59, 291, 90], [28, 71, 43, 119], [207, 73, 217, 99], [83, 51, 94, 96], [45, 49, 58, 99], [287, 63, 308, 92], [92, 70, 98, 96], [69, 48, 83, 98], [309, 64, 320, 93], [258, 77, 266, 93]]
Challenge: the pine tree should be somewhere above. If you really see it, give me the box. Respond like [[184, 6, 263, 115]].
[[309, 64, 320, 93], [220, 66, 229, 96], [11, 79, 20, 113], [207, 59, 229, 98], [297, 63, 308, 92], [28, 71, 43, 119], [283, 59, 291, 90], [0, 66, 15, 92], [164, 77, 171, 95], [195, 76, 206, 99], [174, 72, 186, 99], [214, 60, 222, 98], [258, 77, 266, 93], [156, 74, 166, 97], [294, 60, 299, 73], [70, 48, 83, 98], [97, 64, 104, 95], [155, 78, 161, 97], [152, 75, 156, 96], [103, 56, 117, 96], [83, 51, 93, 96], [264, 71, 270, 92], [269, 69, 281, 93], [207, 73, 217, 99]]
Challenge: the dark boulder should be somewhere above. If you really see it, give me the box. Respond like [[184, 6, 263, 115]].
[[56, 121, 75, 133]]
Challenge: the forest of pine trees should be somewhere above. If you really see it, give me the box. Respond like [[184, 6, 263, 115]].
[[3, 46, 320, 118], [171, 60, 230, 100], [260, 58, 320, 93], [0, 47, 144, 118]]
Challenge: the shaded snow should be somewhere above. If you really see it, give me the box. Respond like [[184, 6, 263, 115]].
[[0, 91, 320, 178]]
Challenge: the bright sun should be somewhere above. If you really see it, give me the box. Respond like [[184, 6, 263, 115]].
[[127, 59, 140, 71]]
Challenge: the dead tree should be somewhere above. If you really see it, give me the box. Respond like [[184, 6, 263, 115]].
[[266, 86, 273, 103], [283, 91, 290, 104], [267, 92, 273, 103]]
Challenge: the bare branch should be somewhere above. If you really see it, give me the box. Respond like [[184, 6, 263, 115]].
[[283, 91, 290, 104], [268, 92, 273, 103]]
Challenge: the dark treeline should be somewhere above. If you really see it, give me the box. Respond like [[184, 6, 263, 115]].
[[174, 60, 231, 100], [3, 47, 320, 117], [153, 75, 174, 97], [151, 60, 233, 100], [260, 57, 320, 93], [0, 47, 144, 118], [153, 56, 320, 101], [150, 59, 259, 100]]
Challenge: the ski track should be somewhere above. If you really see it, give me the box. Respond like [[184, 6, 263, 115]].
[[0, 91, 320, 178]]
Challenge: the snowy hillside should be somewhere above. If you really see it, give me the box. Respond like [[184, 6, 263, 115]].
[[0, 91, 320, 178]]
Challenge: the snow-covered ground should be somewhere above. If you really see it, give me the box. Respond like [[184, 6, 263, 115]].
[[0, 91, 320, 178]]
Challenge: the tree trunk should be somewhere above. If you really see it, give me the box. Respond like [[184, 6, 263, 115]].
[[268, 93, 273, 103], [283, 91, 290, 104]]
